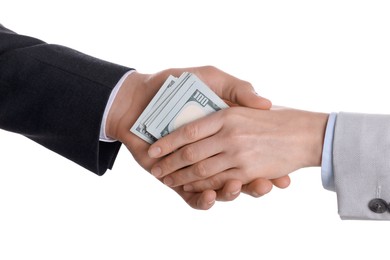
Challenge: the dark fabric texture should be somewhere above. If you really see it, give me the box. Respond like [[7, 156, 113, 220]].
[[0, 24, 133, 175]]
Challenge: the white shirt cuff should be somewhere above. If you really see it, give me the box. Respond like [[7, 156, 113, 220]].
[[99, 70, 135, 142], [321, 112, 337, 191]]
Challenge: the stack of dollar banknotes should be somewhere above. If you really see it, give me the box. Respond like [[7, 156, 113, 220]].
[[131, 72, 229, 144]]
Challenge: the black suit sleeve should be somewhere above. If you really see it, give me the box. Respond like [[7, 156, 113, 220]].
[[0, 24, 133, 175]]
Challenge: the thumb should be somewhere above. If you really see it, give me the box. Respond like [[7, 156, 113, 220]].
[[165, 66, 273, 109], [224, 84, 272, 110]]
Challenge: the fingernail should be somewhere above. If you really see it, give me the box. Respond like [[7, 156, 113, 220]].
[[252, 192, 260, 197], [183, 185, 193, 192], [148, 146, 161, 158], [208, 199, 216, 205], [163, 176, 173, 186], [151, 166, 162, 178], [231, 189, 240, 196]]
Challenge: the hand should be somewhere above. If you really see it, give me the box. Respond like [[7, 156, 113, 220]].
[[148, 107, 328, 192], [105, 66, 279, 209]]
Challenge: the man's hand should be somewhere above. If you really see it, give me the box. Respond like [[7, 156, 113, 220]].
[[105, 66, 288, 209], [148, 107, 328, 192]]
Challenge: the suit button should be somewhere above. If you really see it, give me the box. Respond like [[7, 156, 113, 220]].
[[368, 198, 388, 213]]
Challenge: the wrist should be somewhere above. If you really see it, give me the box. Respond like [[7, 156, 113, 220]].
[[304, 112, 329, 167], [105, 72, 151, 142]]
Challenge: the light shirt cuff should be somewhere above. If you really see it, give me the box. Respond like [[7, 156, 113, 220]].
[[99, 70, 135, 142], [321, 112, 337, 191]]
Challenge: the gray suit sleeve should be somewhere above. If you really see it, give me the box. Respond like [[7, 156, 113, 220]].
[[333, 112, 390, 220]]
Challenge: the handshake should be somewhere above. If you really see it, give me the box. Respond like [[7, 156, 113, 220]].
[[107, 66, 328, 210]]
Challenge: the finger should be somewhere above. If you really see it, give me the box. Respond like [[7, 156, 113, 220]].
[[162, 153, 233, 187], [182, 168, 240, 192], [172, 186, 217, 210], [148, 112, 223, 158], [241, 178, 274, 198], [271, 175, 291, 189], [151, 135, 224, 179], [216, 179, 242, 202]]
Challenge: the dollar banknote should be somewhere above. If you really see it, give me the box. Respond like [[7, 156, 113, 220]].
[[130, 72, 228, 143]]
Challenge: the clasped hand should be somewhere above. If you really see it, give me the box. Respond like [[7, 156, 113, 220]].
[[149, 107, 327, 195], [107, 66, 300, 210]]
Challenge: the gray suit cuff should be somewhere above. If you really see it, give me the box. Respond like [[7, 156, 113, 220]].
[[334, 112, 390, 220]]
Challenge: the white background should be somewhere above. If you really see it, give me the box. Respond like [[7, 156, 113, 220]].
[[1, 1, 390, 259]]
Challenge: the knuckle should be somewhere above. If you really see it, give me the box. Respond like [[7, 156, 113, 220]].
[[241, 80, 254, 90], [183, 124, 199, 141], [160, 156, 174, 173], [181, 146, 196, 163], [160, 138, 174, 154], [219, 108, 234, 123], [202, 65, 216, 71], [193, 162, 207, 178], [209, 177, 223, 190]]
